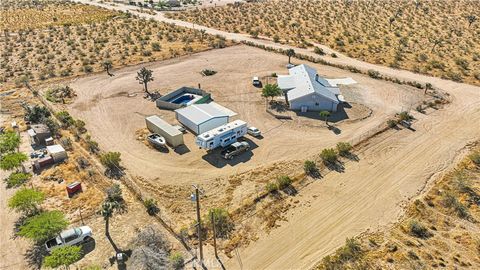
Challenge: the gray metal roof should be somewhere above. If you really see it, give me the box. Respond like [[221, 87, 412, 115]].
[[278, 64, 339, 103], [175, 103, 230, 125]]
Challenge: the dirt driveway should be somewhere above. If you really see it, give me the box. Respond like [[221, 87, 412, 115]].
[[65, 45, 422, 187]]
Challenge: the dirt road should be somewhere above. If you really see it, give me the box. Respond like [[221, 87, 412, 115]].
[[67, 1, 480, 269]]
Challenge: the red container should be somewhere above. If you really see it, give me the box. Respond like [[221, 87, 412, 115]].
[[66, 182, 82, 198]]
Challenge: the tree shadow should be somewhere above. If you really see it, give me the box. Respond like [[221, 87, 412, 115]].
[[328, 125, 341, 135], [12, 215, 28, 239], [105, 167, 125, 179], [282, 185, 298, 196], [306, 169, 322, 179], [325, 160, 345, 173], [340, 152, 360, 162], [268, 100, 288, 112], [24, 244, 47, 269]]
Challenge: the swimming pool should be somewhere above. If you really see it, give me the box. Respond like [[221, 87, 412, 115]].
[[170, 94, 195, 105]]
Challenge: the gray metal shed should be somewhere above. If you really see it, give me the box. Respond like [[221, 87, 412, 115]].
[[145, 115, 184, 147], [175, 103, 235, 135]]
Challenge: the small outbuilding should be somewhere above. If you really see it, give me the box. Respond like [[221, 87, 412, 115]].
[[175, 102, 236, 135], [278, 64, 340, 112], [145, 115, 184, 147], [27, 124, 51, 145], [47, 144, 67, 162]]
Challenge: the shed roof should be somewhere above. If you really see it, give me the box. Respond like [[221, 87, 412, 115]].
[[279, 64, 339, 103], [175, 103, 232, 125], [31, 124, 50, 134], [146, 115, 182, 136], [46, 144, 65, 154]]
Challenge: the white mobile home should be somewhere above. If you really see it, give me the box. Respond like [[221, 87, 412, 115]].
[[195, 120, 247, 150], [175, 102, 236, 134], [278, 64, 340, 112]]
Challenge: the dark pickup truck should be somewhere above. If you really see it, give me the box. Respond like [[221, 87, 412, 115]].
[[221, 141, 250, 160]]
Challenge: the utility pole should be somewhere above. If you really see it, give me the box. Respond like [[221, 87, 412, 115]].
[[192, 185, 205, 268], [211, 212, 218, 259]]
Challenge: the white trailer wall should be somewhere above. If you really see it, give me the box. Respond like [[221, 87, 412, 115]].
[[145, 116, 184, 147]]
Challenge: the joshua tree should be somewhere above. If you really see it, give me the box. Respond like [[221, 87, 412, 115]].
[[100, 201, 120, 253], [103, 60, 113, 76], [319, 110, 331, 125], [136, 67, 154, 97], [286, 49, 295, 64], [466, 15, 477, 28]]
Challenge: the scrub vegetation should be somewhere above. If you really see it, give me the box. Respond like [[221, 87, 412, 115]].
[[168, 0, 480, 85], [317, 146, 480, 269], [0, 0, 230, 88]]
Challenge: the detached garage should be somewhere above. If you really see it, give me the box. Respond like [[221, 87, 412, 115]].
[[175, 103, 235, 134]]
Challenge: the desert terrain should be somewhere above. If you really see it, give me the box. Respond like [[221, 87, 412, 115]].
[[2, 0, 480, 269], [167, 0, 480, 85]]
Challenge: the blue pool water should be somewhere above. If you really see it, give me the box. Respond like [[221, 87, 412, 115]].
[[170, 94, 195, 104]]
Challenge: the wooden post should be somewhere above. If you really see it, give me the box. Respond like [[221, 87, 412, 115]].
[[194, 186, 204, 267], [211, 212, 218, 259]]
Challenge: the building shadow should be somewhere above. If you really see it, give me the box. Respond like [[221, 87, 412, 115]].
[[174, 144, 191, 155], [294, 102, 351, 123]]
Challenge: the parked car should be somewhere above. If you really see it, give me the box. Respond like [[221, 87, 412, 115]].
[[252, 76, 261, 87], [221, 141, 250, 160], [45, 226, 92, 252], [247, 126, 261, 137]]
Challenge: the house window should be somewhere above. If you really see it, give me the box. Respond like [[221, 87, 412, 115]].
[[315, 102, 319, 106]]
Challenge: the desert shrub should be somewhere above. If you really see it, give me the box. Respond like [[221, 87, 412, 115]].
[[55, 111, 75, 127], [207, 208, 234, 238], [387, 119, 397, 128], [336, 142, 352, 156], [5, 172, 31, 188], [367, 69, 381, 79], [338, 238, 363, 262], [24, 105, 51, 123], [303, 160, 317, 175], [169, 252, 184, 270], [43, 246, 82, 269], [143, 198, 160, 216], [266, 182, 278, 193], [314, 46, 325, 55], [320, 148, 337, 164], [409, 219, 430, 238], [398, 111, 413, 121], [276, 175, 292, 189], [100, 151, 122, 175], [129, 226, 169, 270], [468, 151, 480, 165], [201, 69, 217, 76], [0, 152, 28, 171], [0, 130, 21, 153]]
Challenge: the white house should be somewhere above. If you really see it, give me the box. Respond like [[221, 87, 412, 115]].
[[277, 64, 340, 112], [175, 102, 236, 134]]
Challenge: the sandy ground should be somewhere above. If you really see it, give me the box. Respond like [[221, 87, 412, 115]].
[[65, 45, 421, 186], [20, 1, 480, 269], [0, 132, 33, 270]]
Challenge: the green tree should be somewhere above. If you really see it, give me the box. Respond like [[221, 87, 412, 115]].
[[262, 84, 282, 101], [0, 131, 20, 153], [43, 245, 82, 269], [336, 142, 352, 156], [286, 49, 295, 64], [5, 172, 31, 188], [18, 211, 68, 242], [103, 60, 113, 76], [320, 148, 337, 164], [143, 198, 159, 216], [303, 160, 317, 176], [99, 184, 125, 252], [424, 82, 433, 94], [276, 175, 292, 189], [319, 111, 331, 125], [23, 105, 51, 123], [0, 152, 28, 171], [8, 188, 44, 215], [135, 67, 154, 97]]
